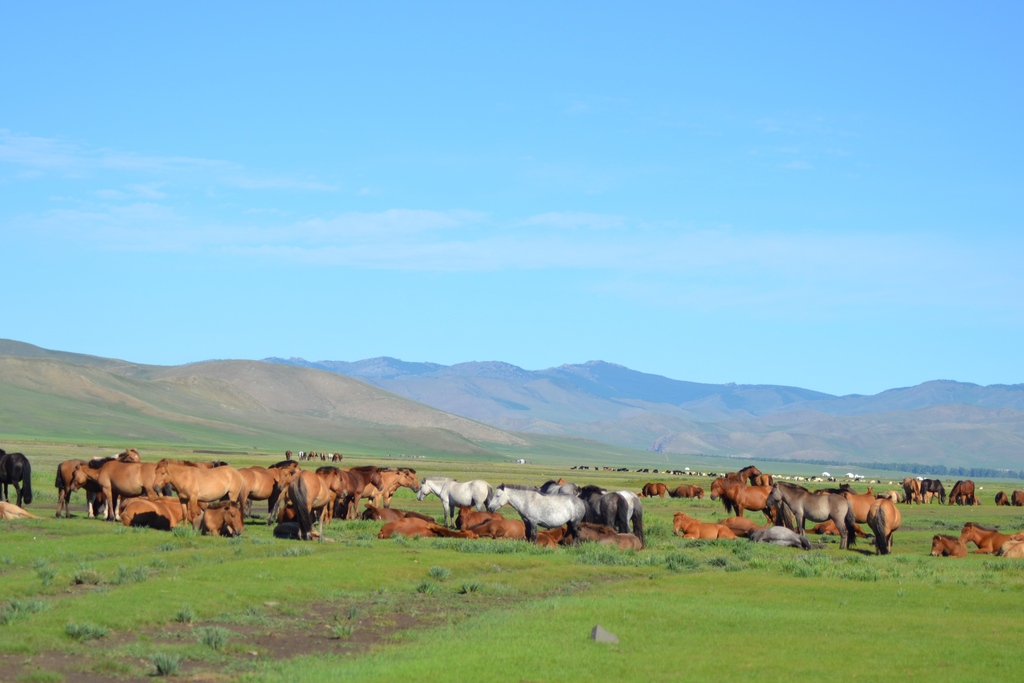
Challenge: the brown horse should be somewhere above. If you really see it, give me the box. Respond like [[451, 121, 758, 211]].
[[376, 468, 420, 508], [673, 512, 738, 540], [361, 504, 435, 523], [536, 526, 567, 547], [866, 498, 901, 555], [960, 522, 1022, 554], [877, 491, 902, 505], [71, 460, 163, 521], [239, 462, 301, 518], [377, 518, 477, 539], [753, 474, 774, 487], [119, 496, 186, 530], [709, 478, 773, 522], [807, 519, 870, 538], [116, 448, 141, 463], [901, 477, 922, 504], [641, 483, 668, 498], [572, 522, 642, 550], [717, 516, 766, 538], [669, 485, 704, 499], [194, 501, 244, 537], [54, 458, 87, 518], [272, 470, 333, 540], [153, 459, 248, 523], [344, 467, 385, 518], [725, 465, 763, 485], [455, 505, 503, 531], [948, 480, 977, 506], [841, 487, 875, 523], [0, 501, 40, 519], [930, 534, 967, 558], [468, 517, 527, 540], [1011, 491, 1024, 507], [995, 491, 1010, 506]]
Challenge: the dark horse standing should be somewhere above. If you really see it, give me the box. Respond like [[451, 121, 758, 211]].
[[578, 485, 645, 548], [0, 449, 33, 507], [920, 479, 946, 504]]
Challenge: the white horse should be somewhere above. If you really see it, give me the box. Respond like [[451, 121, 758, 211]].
[[487, 484, 586, 544], [417, 477, 490, 528]]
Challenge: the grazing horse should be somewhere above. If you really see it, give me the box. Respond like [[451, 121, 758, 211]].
[[669, 485, 704, 499], [877, 491, 902, 505], [901, 477, 922, 504], [153, 459, 249, 523], [920, 479, 946, 504], [959, 522, 1022, 554], [949, 480, 977, 506], [578, 485, 645, 547], [641, 483, 668, 498], [1013, 490, 1024, 506], [867, 498, 901, 555], [119, 496, 185, 530], [841, 487, 876, 523], [418, 478, 492, 528], [0, 449, 33, 507], [71, 460, 162, 521], [749, 526, 811, 549], [766, 482, 857, 550], [672, 512, 737, 540], [995, 491, 1010, 506], [709, 478, 773, 522], [930, 534, 967, 558], [487, 484, 586, 545], [540, 479, 580, 496]]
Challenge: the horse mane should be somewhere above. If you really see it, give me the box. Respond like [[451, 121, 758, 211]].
[[268, 460, 294, 469], [963, 522, 999, 532], [88, 457, 115, 468], [578, 484, 607, 496]]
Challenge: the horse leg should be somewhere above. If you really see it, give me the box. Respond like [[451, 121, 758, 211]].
[[566, 520, 581, 547], [525, 520, 537, 544]]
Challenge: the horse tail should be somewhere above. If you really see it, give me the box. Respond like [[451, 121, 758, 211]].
[[776, 501, 795, 530], [844, 502, 857, 547], [21, 458, 32, 505], [631, 504, 645, 548], [869, 505, 887, 554], [291, 478, 314, 539]]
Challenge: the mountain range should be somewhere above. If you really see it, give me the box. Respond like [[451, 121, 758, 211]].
[[266, 356, 1024, 469]]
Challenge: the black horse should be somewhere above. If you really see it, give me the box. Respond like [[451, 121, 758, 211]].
[[578, 485, 645, 547], [920, 479, 946, 504], [0, 449, 33, 507]]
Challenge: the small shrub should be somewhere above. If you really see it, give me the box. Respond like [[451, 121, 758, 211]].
[[416, 580, 438, 595], [15, 670, 63, 683], [175, 605, 196, 624], [0, 599, 47, 626], [172, 525, 197, 539], [195, 626, 231, 650], [114, 565, 148, 585], [280, 546, 313, 557], [330, 623, 354, 639], [72, 569, 102, 586], [348, 606, 359, 620], [459, 581, 483, 594], [428, 566, 451, 582], [150, 652, 181, 677], [665, 552, 701, 573], [35, 564, 57, 587], [65, 621, 108, 641]]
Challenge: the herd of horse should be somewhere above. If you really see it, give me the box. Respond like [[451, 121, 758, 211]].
[[4, 448, 1024, 560]]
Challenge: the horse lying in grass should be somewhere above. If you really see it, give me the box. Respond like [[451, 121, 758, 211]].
[[669, 485, 704, 499], [194, 501, 243, 537], [361, 504, 435, 523], [999, 539, 1024, 558], [120, 496, 186, 530], [930, 534, 967, 558], [867, 498, 901, 555], [672, 512, 737, 540], [574, 523, 642, 550], [578, 485, 645, 547], [717, 516, 767, 538], [959, 522, 1024, 554], [377, 518, 478, 539], [468, 517, 526, 540], [455, 505, 504, 530], [807, 519, 870, 538], [0, 501, 39, 519], [749, 526, 811, 549]]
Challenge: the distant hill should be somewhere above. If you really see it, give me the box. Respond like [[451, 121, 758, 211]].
[[267, 356, 1024, 469]]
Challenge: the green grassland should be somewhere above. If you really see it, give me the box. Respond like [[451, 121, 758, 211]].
[[2, 444, 1024, 682]]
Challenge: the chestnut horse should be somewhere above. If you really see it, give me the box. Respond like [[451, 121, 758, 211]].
[[901, 478, 922, 504], [672, 512, 737, 540], [271, 470, 333, 540], [1011, 491, 1024, 507], [717, 516, 766, 538], [725, 465, 763, 485], [841, 487, 875, 523], [467, 517, 526, 540], [995, 491, 1009, 506], [930, 534, 967, 558], [948, 480, 977, 506], [120, 496, 186, 530], [54, 458, 87, 518], [709, 478, 773, 522], [959, 522, 1022, 554], [867, 498, 901, 555], [376, 468, 420, 508], [239, 462, 301, 518], [807, 519, 870, 538], [0, 501, 39, 519], [669, 485, 704, 499], [455, 505, 503, 531], [641, 483, 668, 498], [361, 504, 435, 523], [71, 460, 162, 521], [377, 518, 477, 539], [153, 459, 248, 523], [1000, 540, 1024, 558], [193, 501, 244, 537]]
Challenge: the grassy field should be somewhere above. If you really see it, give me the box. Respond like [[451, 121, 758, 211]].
[[2, 442, 1024, 682]]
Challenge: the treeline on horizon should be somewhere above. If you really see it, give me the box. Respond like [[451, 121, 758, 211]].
[[697, 454, 1024, 480]]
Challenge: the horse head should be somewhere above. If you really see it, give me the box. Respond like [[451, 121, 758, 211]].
[[485, 485, 508, 512]]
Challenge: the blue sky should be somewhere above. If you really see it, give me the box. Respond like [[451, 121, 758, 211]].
[[2, 3, 1021, 396]]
